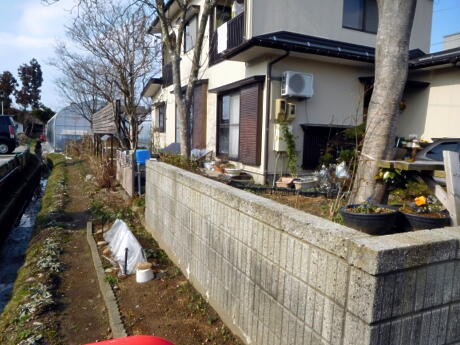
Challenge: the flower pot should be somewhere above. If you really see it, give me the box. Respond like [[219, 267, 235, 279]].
[[400, 210, 451, 230], [339, 204, 399, 235], [224, 168, 241, 177], [293, 176, 319, 190], [276, 177, 295, 189], [136, 267, 154, 283]]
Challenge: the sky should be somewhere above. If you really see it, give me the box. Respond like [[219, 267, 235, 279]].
[[0, 0, 460, 113]]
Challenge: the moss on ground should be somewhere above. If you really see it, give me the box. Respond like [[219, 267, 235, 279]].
[[0, 154, 68, 345], [36, 154, 68, 228]]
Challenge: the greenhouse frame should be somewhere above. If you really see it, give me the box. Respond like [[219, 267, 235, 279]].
[[46, 104, 91, 151]]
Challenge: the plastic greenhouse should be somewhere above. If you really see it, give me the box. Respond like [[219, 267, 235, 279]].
[[46, 104, 91, 151]]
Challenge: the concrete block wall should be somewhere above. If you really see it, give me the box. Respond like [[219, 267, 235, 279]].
[[145, 161, 460, 345], [116, 150, 135, 197]]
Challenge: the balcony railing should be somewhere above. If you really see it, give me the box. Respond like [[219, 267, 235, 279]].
[[162, 63, 173, 86], [227, 13, 244, 49], [209, 13, 245, 66]]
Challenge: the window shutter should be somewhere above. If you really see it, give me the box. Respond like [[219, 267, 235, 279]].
[[239, 83, 262, 165], [192, 83, 208, 149]]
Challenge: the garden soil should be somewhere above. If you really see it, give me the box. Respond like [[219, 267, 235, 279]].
[[53, 157, 244, 345]]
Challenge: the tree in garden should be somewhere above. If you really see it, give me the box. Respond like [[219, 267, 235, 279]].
[[16, 58, 43, 110], [53, 45, 111, 124], [48, 0, 220, 156], [141, 0, 218, 157], [53, 0, 159, 149], [0, 71, 18, 112], [351, 0, 417, 203], [31, 104, 55, 124]]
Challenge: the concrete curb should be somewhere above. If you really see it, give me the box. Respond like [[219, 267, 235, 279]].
[[86, 221, 127, 339]]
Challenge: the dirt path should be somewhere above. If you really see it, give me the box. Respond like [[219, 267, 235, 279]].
[[57, 159, 110, 345]]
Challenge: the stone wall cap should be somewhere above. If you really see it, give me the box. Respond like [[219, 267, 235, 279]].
[[348, 227, 460, 274]]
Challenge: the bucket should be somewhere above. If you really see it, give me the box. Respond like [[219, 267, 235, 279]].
[[136, 268, 154, 283]]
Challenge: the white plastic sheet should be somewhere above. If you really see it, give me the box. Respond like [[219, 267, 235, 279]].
[[103, 219, 145, 275]]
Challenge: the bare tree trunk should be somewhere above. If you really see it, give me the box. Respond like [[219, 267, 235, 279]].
[[155, 0, 216, 158], [351, 0, 417, 204]]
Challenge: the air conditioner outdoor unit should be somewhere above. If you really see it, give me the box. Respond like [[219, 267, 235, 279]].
[[281, 71, 314, 98]]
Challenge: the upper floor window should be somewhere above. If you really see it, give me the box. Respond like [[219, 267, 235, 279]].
[[211, 4, 232, 32], [343, 0, 378, 34], [184, 15, 198, 52]]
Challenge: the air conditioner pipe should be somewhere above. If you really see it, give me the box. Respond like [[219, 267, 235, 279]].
[[264, 51, 290, 185]]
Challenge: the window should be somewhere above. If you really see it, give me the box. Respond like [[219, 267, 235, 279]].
[[215, 82, 262, 165], [343, 0, 378, 33], [217, 93, 240, 159], [212, 4, 232, 32], [156, 103, 165, 133], [184, 15, 198, 52]]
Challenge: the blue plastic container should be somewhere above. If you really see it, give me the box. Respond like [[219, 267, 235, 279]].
[[135, 149, 151, 164]]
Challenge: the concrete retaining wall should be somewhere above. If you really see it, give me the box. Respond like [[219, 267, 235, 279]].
[[145, 161, 460, 345]]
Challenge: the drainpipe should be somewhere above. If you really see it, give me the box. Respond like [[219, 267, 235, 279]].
[[263, 51, 290, 184]]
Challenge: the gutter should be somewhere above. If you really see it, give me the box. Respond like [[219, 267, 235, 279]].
[[263, 51, 289, 184]]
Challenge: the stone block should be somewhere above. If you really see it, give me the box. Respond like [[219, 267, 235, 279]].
[[305, 286, 315, 328], [348, 231, 458, 275], [285, 236, 296, 274], [347, 267, 381, 323], [453, 261, 460, 301], [321, 298, 334, 342], [295, 319, 304, 345], [343, 313, 378, 345], [281, 208, 364, 259], [331, 304, 344, 345], [308, 248, 319, 289], [313, 293, 324, 334], [239, 193, 284, 229], [297, 282, 307, 322], [415, 267, 427, 311], [303, 327, 313, 345], [290, 277, 300, 316], [447, 303, 460, 343], [269, 302, 283, 335], [299, 242, 311, 283], [288, 314, 297, 345]]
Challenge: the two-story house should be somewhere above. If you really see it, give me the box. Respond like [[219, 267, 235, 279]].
[[142, 0, 438, 184]]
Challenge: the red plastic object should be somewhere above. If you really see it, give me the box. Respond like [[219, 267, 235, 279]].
[[84, 335, 175, 345]]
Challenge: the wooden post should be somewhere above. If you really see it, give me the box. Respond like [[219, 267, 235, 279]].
[[444, 151, 460, 226], [110, 134, 114, 173]]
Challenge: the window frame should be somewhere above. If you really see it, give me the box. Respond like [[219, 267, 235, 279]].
[[342, 0, 378, 34], [184, 14, 198, 53], [216, 91, 240, 160], [156, 103, 166, 133]]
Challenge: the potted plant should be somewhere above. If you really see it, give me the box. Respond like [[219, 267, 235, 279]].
[[222, 162, 241, 177], [399, 195, 451, 230], [339, 200, 399, 235], [276, 176, 296, 188]]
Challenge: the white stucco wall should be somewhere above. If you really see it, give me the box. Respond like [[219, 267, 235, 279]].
[[248, 0, 433, 52], [399, 68, 460, 140], [246, 56, 372, 175]]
